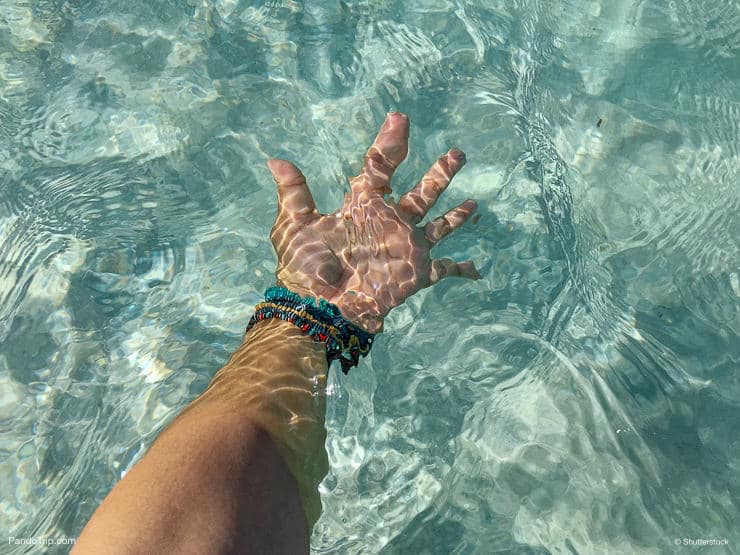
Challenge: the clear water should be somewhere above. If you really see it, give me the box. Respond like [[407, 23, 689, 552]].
[[1, 1, 738, 553]]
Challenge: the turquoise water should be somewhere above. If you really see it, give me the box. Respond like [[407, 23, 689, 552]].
[[1, 0, 738, 553]]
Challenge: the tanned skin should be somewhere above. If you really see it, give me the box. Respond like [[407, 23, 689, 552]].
[[74, 112, 480, 554]]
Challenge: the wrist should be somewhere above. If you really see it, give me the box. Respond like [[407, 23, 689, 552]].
[[243, 318, 326, 365], [276, 279, 384, 334], [247, 286, 377, 372], [331, 294, 384, 335]]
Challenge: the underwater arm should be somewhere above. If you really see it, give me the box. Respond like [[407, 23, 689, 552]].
[[75, 112, 480, 554], [74, 317, 325, 554]]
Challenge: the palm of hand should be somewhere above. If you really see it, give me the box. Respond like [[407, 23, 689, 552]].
[[268, 112, 480, 334]]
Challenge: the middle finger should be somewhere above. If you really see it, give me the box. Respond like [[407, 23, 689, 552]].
[[350, 112, 410, 196]]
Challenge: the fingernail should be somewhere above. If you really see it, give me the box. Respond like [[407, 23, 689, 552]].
[[450, 148, 466, 163], [387, 111, 407, 119]]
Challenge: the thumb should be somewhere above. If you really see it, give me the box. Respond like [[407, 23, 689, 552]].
[[267, 159, 317, 219]]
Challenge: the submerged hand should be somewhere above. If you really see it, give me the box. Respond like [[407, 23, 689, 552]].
[[267, 111, 481, 334]]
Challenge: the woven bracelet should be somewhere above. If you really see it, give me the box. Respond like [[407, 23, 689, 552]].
[[245, 286, 375, 373]]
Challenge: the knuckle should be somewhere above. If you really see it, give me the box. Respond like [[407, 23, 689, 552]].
[[436, 155, 452, 175], [424, 176, 446, 197], [367, 148, 393, 171]]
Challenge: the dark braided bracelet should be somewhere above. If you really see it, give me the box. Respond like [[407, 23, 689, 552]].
[[245, 286, 375, 373]]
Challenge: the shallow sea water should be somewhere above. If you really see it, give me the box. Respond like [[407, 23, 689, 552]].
[[0, 1, 738, 553]]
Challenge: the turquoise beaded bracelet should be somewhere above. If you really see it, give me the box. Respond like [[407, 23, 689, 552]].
[[245, 286, 374, 373]]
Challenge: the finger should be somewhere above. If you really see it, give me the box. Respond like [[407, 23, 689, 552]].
[[424, 199, 477, 245], [267, 159, 318, 220], [350, 112, 409, 195], [398, 148, 466, 223], [429, 258, 482, 285]]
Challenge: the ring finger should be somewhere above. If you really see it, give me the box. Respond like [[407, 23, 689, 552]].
[[398, 148, 466, 223]]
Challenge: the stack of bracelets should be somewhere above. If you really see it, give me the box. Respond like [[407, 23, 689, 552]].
[[245, 286, 375, 374]]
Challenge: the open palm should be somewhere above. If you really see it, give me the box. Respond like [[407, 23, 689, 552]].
[[267, 112, 480, 334]]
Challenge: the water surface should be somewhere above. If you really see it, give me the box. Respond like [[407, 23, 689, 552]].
[[0, 1, 738, 553]]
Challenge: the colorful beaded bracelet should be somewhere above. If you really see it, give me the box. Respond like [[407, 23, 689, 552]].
[[245, 286, 375, 373]]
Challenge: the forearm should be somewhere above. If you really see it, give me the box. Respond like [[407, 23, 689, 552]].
[[74, 318, 329, 554], [193, 317, 330, 520]]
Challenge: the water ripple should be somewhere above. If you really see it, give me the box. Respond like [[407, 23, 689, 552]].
[[1, 1, 739, 553]]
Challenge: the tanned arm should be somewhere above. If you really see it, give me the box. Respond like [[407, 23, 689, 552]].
[[74, 112, 480, 554]]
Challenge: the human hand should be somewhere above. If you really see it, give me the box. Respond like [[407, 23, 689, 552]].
[[267, 112, 481, 334]]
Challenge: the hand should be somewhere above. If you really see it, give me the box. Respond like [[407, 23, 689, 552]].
[[267, 112, 481, 334]]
